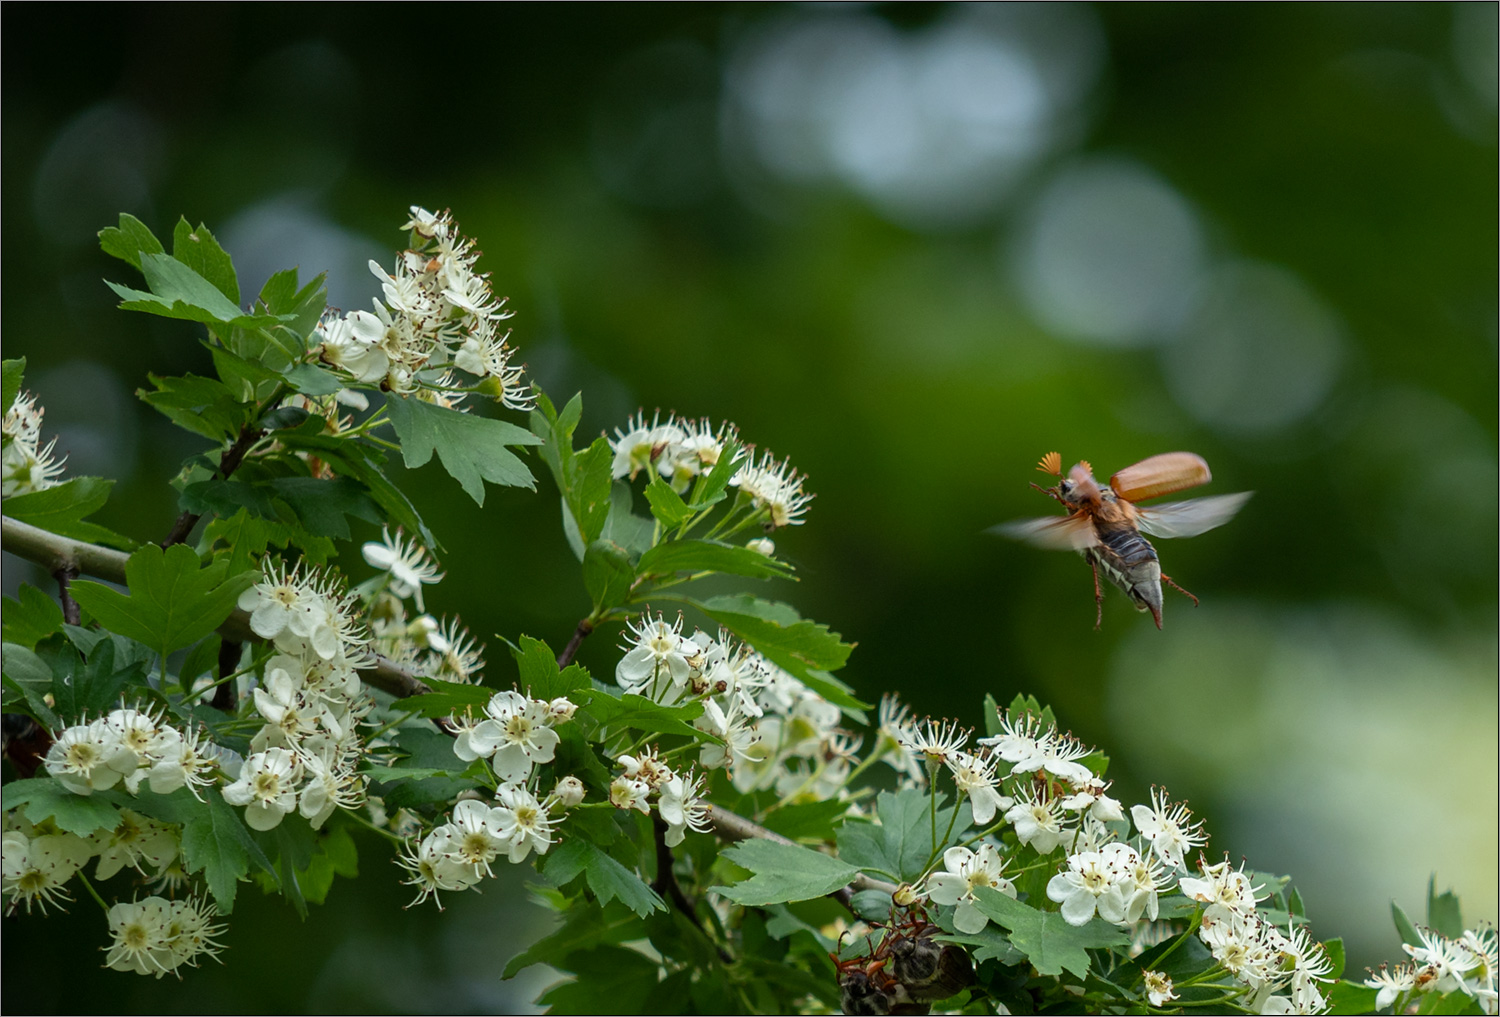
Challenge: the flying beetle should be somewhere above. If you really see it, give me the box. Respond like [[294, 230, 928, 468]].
[[994, 451, 1251, 629]]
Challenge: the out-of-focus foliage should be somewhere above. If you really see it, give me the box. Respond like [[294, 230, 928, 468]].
[[2, 4, 1493, 1012]]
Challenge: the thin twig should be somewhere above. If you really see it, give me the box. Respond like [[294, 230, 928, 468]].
[[213, 640, 241, 711], [652, 813, 732, 962], [53, 565, 80, 625], [162, 421, 265, 547], [556, 617, 594, 668]]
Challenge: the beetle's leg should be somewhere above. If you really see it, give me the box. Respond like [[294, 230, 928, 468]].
[[1088, 555, 1104, 630], [1161, 573, 1199, 606]]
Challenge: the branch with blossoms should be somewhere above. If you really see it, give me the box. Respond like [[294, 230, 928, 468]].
[[2, 209, 1492, 1014]]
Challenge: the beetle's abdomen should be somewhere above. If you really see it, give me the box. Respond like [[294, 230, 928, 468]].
[[1097, 525, 1157, 569]]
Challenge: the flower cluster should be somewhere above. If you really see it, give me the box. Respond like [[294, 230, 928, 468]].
[[3, 805, 182, 920], [399, 689, 581, 907], [614, 612, 867, 799], [1366, 924, 1497, 1015], [229, 563, 372, 831], [103, 895, 225, 978], [2, 389, 65, 497], [3, 815, 93, 915], [609, 412, 737, 489], [43, 707, 217, 801], [360, 529, 486, 684], [609, 748, 712, 847], [729, 448, 815, 529], [607, 411, 812, 529], [312, 206, 530, 407], [1178, 858, 1334, 1013]]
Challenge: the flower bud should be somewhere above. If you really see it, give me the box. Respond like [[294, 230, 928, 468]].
[[746, 537, 775, 556], [552, 775, 586, 808], [893, 882, 927, 908], [548, 697, 577, 724]]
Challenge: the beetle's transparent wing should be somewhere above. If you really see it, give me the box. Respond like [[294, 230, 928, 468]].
[[1134, 492, 1252, 539], [988, 514, 1100, 550]]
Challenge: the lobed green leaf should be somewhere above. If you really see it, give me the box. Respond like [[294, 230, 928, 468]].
[[970, 885, 1130, 978], [637, 539, 794, 582], [712, 839, 860, 906], [583, 539, 635, 612], [542, 838, 666, 917], [2, 584, 65, 649], [68, 542, 257, 658], [385, 396, 539, 505]]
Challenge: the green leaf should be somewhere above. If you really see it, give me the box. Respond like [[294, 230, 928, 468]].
[[172, 218, 239, 304], [381, 727, 476, 808], [687, 437, 742, 509], [2, 476, 114, 532], [138, 372, 248, 442], [1427, 875, 1465, 938], [1392, 900, 1422, 947], [503, 900, 640, 979], [110, 253, 286, 334], [579, 690, 704, 740], [98, 213, 165, 271], [1, 642, 59, 727], [275, 431, 434, 547], [1322, 937, 1346, 980], [1, 777, 123, 836], [970, 886, 1130, 978], [68, 543, 257, 658], [398, 678, 494, 718], [385, 396, 539, 505], [266, 476, 382, 539], [297, 821, 359, 906], [210, 344, 282, 402], [982, 693, 1005, 737], [644, 478, 694, 529], [835, 789, 971, 883], [637, 539, 793, 581], [712, 839, 860, 905], [180, 479, 277, 520], [583, 539, 635, 612], [49, 637, 146, 720], [200, 508, 296, 575], [688, 594, 864, 710], [759, 797, 851, 841], [847, 889, 895, 921], [601, 483, 655, 556], [2, 585, 65, 649], [2, 357, 25, 414], [569, 439, 616, 545], [512, 635, 591, 700], [283, 363, 342, 396], [181, 791, 272, 913], [256, 268, 326, 344], [96, 211, 165, 271], [177, 634, 221, 688], [1325, 980, 1381, 1016], [536, 944, 664, 1014], [542, 838, 666, 917]]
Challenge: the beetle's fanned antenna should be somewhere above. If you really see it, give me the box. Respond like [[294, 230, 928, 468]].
[[1037, 451, 1062, 476]]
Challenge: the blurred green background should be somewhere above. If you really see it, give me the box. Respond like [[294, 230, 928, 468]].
[[3, 4, 1495, 1011]]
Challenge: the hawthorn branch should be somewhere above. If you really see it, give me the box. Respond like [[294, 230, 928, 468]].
[[5, 516, 895, 911], [2, 515, 431, 699]]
